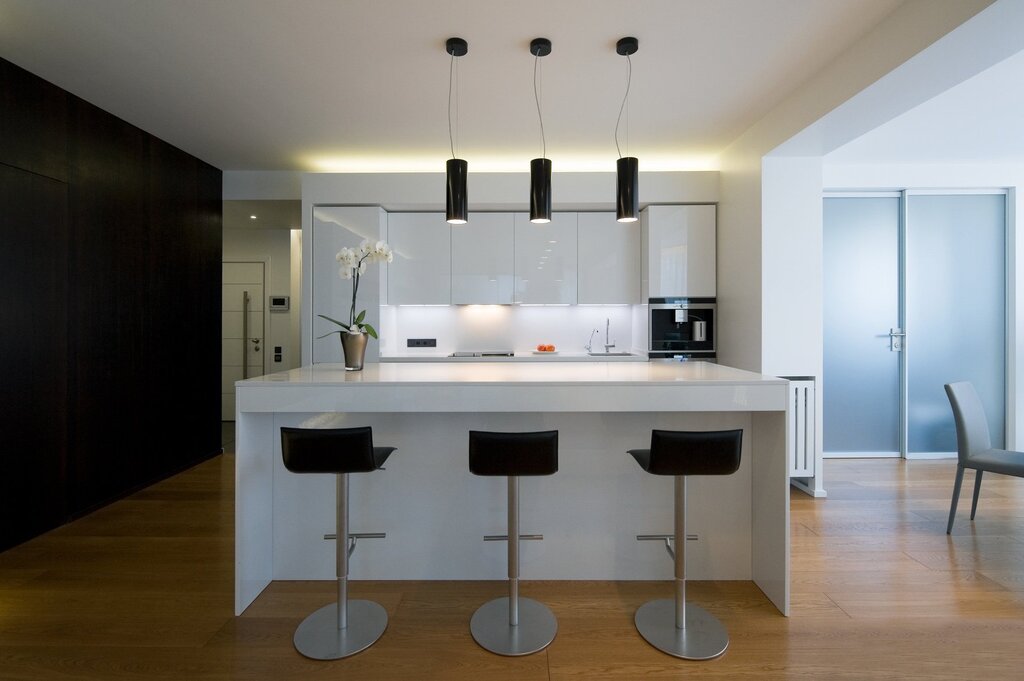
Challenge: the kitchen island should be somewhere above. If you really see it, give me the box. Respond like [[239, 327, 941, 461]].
[[235, 362, 790, 616]]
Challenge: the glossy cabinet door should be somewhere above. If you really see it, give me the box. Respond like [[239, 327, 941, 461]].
[[387, 212, 451, 305], [577, 212, 640, 304], [514, 212, 577, 304], [642, 204, 716, 298], [451, 213, 515, 304]]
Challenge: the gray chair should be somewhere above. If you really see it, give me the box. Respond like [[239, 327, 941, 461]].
[[945, 382, 1024, 534]]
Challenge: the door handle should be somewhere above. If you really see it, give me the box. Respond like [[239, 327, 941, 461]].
[[889, 328, 905, 352], [242, 290, 250, 378]]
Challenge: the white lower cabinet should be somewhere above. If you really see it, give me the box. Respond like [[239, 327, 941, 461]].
[[387, 212, 451, 305], [514, 212, 577, 304], [577, 212, 640, 304], [451, 213, 515, 304]]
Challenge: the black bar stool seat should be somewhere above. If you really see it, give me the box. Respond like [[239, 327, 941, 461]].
[[280, 426, 395, 660], [468, 430, 558, 656], [628, 428, 742, 660]]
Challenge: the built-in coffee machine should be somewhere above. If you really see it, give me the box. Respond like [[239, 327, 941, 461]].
[[648, 298, 717, 361]]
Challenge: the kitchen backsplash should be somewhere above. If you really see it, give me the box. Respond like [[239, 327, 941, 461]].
[[379, 304, 647, 356]]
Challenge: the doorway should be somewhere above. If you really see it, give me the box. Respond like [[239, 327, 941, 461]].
[[823, 192, 1006, 458], [221, 261, 266, 420]]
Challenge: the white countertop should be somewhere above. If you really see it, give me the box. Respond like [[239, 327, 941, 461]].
[[235, 361, 788, 413], [238, 360, 784, 388]]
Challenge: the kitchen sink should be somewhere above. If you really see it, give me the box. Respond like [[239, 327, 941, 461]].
[[587, 352, 634, 356]]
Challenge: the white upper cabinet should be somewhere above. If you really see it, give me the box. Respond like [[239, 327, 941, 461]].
[[514, 212, 577, 304], [451, 213, 515, 304], [387, 212, 451, 305], [642, 204, 717, 299], [577, 212, 640, 304]]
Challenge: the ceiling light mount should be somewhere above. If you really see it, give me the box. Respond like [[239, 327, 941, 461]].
[[530, 38, 552, 57], [616, 37, 638, 56], [446, 37, 468, 57]]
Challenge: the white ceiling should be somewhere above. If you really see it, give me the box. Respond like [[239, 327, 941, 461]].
[[0, 0, 904, 173], [826, 48, 1024, 165]]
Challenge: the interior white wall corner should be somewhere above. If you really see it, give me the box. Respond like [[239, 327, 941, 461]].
[[717, 145, 763, 373], [716, 0, 992, 378], [760, 156, 824, 378], [223, 171, 303, 200]]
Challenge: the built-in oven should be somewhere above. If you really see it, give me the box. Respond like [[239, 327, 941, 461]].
[[648, 298, 716, 361]]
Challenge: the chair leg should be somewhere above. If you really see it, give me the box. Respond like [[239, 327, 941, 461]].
[[947, 465, 965, 535], [970, 470, 983, 520]]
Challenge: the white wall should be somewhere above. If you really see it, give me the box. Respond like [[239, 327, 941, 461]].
[[716, 0, 998, 496], [718, 0, 995, 375], [223, 171, 302, 200], [223, 227, 300, 371]]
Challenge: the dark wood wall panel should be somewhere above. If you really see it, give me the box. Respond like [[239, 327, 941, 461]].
[[66, 96, 223, 514], [0, 56, 222, 547], [0, 59, 68, 182], [0, 165, 69, 547]]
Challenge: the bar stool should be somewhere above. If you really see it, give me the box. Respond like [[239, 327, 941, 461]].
[[468, 429, 558, 656], [280, 426, 395, 660], [628, 429, 742, 660]]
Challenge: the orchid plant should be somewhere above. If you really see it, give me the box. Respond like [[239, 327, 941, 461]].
[[318, 239, 393, 339]]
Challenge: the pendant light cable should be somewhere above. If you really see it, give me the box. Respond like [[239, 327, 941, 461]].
[[614, 54, 632, 159], [534, 53, 546, 159], [448, 54, 456, 158]]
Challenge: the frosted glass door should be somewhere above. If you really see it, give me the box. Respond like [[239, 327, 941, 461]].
[[905, 194, 1005, 452], [823, 197, 901, 455]]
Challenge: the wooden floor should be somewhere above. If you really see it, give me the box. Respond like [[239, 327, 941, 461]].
[[2, 430, 1024, 680]]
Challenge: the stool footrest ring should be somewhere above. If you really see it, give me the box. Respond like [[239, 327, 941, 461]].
[[484, 534, 543, 541], [636, 533, 697, 561], [323, 532, 386, 558]]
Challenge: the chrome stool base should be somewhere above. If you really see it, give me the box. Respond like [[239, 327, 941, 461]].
[[470, 596, 557, 656], [293, 599, 388, 660], [635, 598, 728, 660]]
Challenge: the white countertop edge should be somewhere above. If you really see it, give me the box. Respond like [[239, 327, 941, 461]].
[[236, 361, 788, 389]]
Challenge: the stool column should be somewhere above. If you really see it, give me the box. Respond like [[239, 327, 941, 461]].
[[629, 427, 740, 660], [674, 475, 686, 630], [508, 475, 519, 626], [468, 428, 558, 656], [337, 472, 349, 631]]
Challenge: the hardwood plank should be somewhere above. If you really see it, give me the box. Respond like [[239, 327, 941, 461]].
[[2, 455, 1024, 679]]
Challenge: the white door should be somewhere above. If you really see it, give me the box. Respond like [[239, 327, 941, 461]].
[[222, 262, 265, 420], [823, 192, 1006, 458]]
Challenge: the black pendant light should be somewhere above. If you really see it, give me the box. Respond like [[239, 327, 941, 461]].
[[446, 37, 468, 224], [529, 38, 552, 224], [615, 37, 639, 223]]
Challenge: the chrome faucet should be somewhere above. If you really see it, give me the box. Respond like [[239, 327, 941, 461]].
[[585, 328, 600, 353], [604, 318, 616, 353]]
